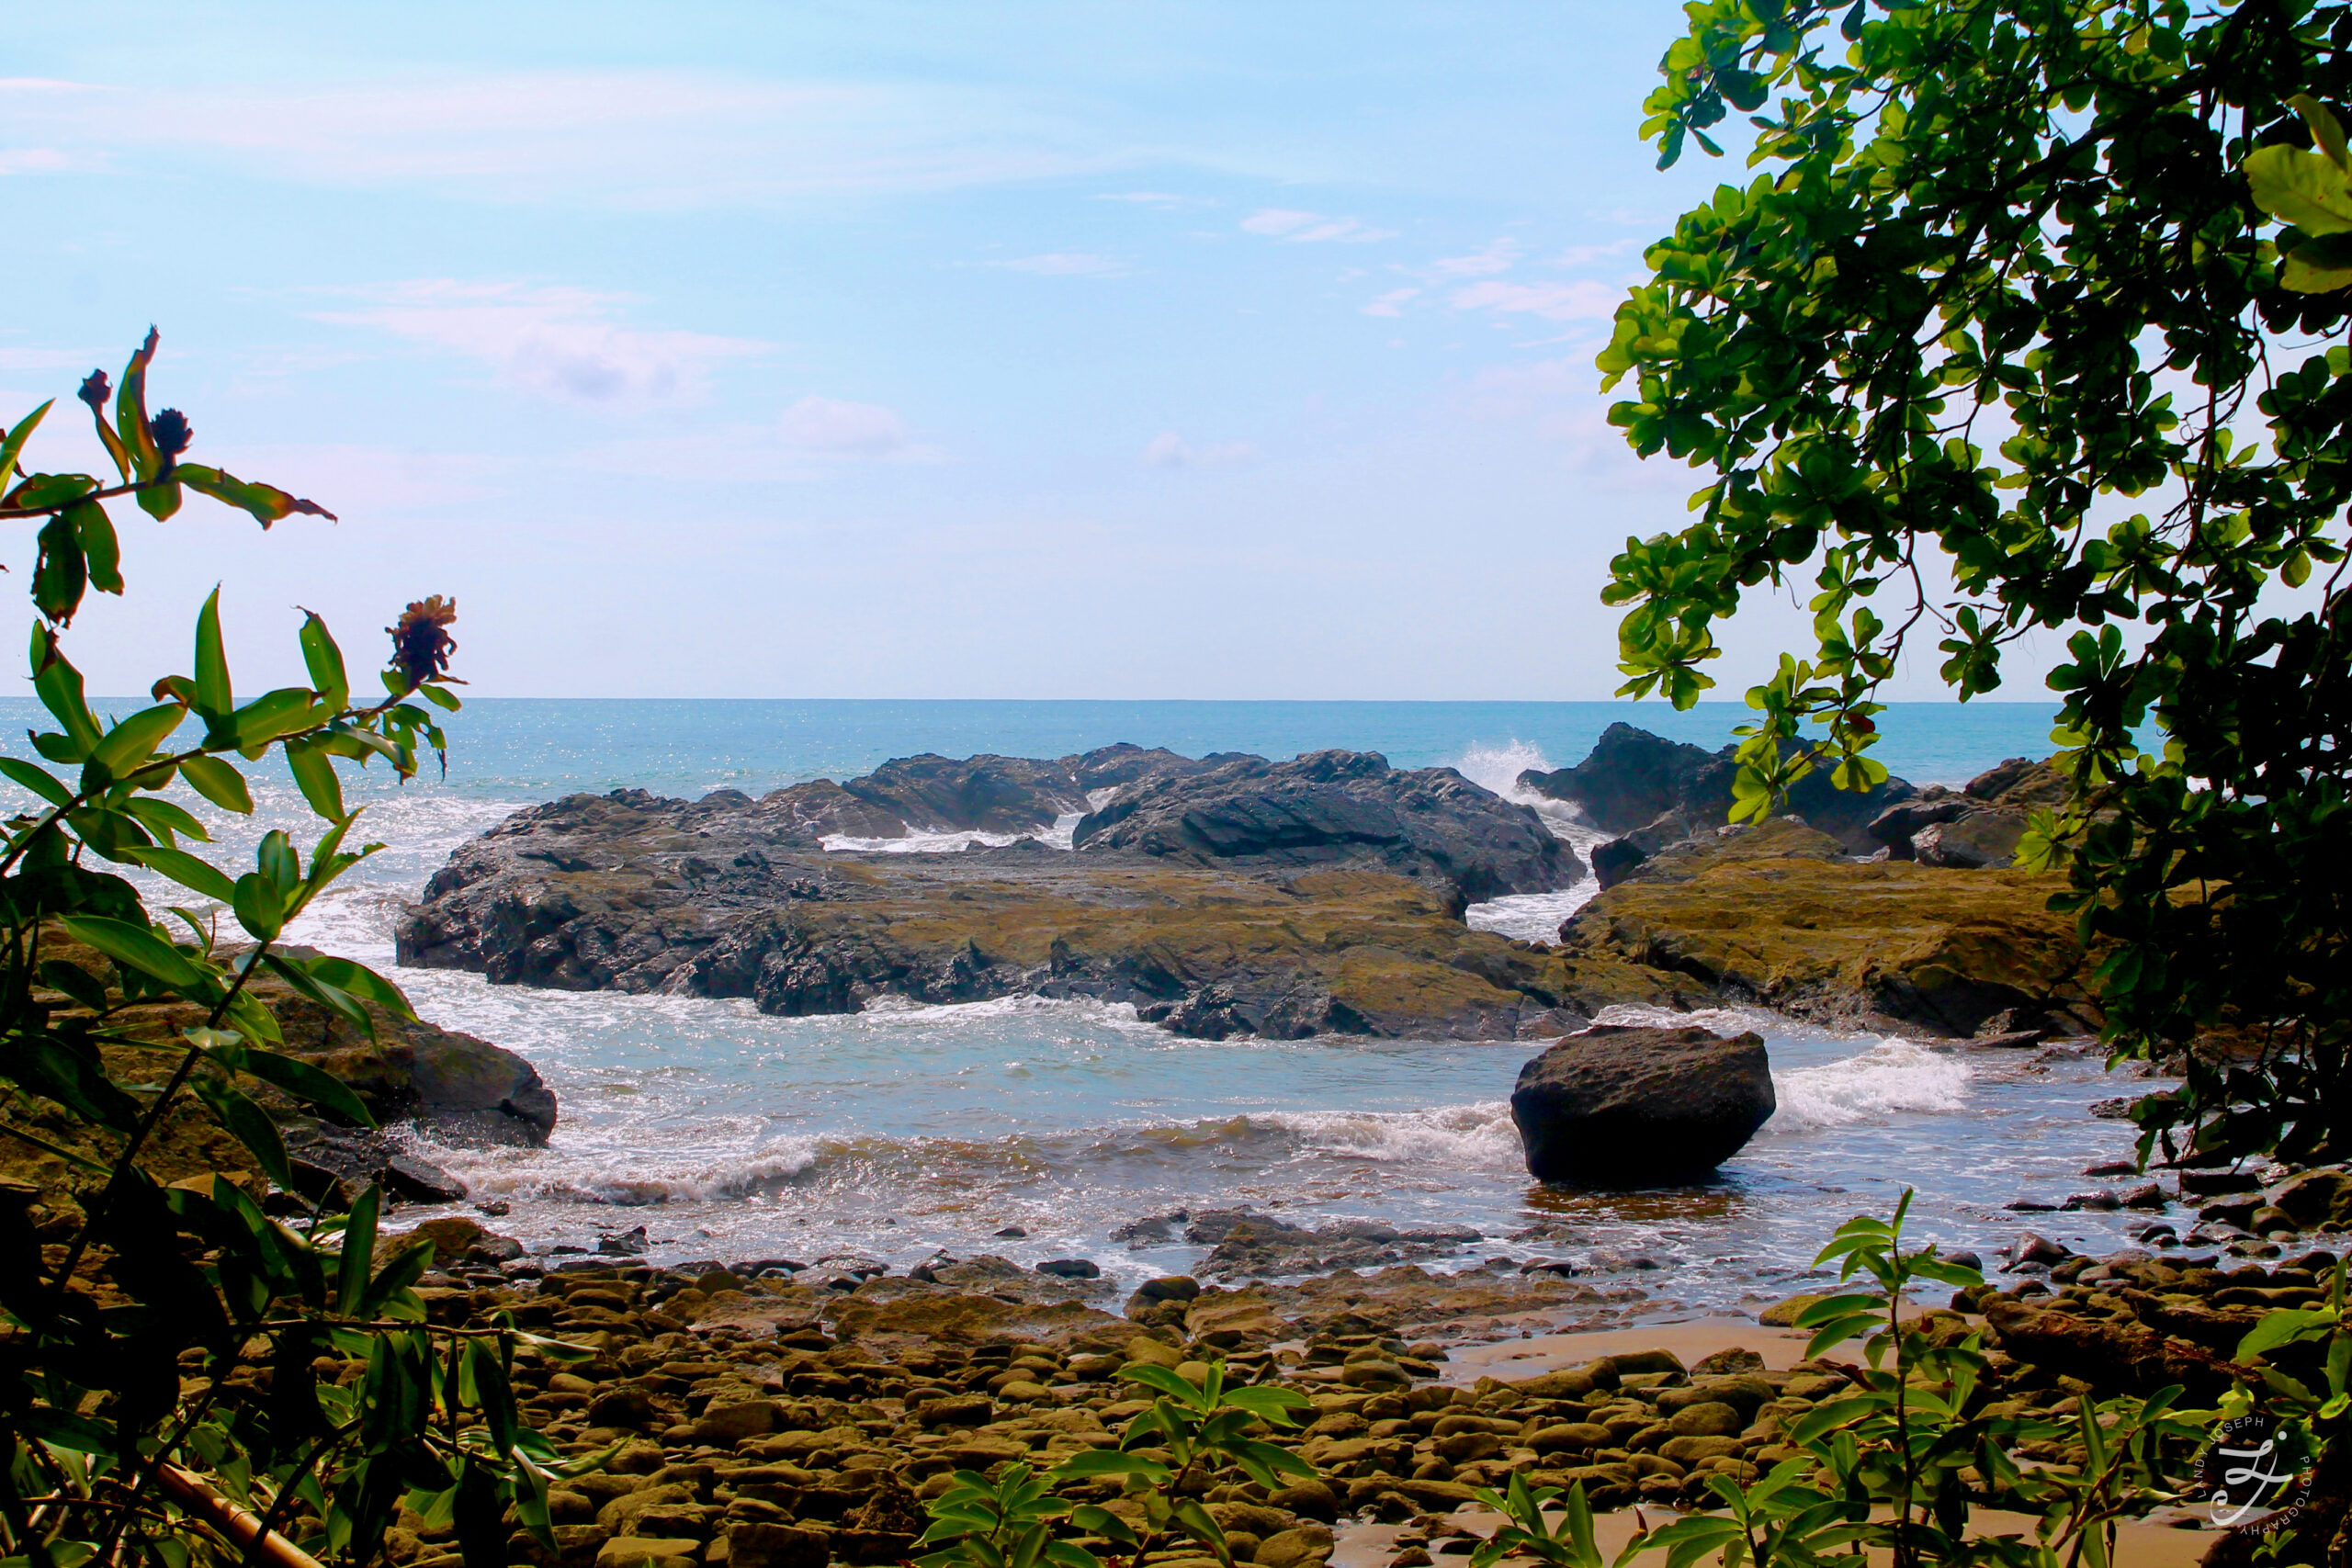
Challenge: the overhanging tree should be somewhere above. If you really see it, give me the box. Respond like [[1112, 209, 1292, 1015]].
[[1601, 0, 2352, 1168]]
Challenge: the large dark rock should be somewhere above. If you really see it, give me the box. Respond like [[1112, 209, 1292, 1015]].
[[1518, 725, 1733, 838], [1518, 724, 1913, 854], [842, 753, 1087, 834], [1867, 757, 2072, 866], [1509, 1024, 1776, 1184], [1073, 750, 1580, 904]]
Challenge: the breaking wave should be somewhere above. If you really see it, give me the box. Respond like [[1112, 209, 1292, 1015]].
[[1769, 1037, 1974, 1132]]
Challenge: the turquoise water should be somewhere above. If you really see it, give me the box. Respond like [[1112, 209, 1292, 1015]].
[[3, 697, 2160, 1316]]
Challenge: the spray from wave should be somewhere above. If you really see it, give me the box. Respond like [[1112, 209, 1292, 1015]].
[[1454, 741, 1609, 942], [1768, 1037, 1974, 1132]]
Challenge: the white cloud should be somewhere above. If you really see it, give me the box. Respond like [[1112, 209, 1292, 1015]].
[[1239, 208, 1396, 243], [311, 280, 765, 404], [1430, 239, 1521, 277], [1361, 288, 1420, 318], [1142, 432, 1257, 468], [0, 147, 75, 175], [1096, 191, 1192, 207], [779, 396, 910, 456], [0, 346, 99, 371], [1449, 278, 1621, 321], [0, 71, 1103, 209], [994, 253, 1125, 276], [1554, 238, 1641, 267]]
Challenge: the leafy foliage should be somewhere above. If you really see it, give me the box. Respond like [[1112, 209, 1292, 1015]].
[[0, 333, 571, 1566], [1602, 0, 2352, 1165]]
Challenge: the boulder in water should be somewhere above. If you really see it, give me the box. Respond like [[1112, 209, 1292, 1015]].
[[1509, 1024, 1775, 1184]]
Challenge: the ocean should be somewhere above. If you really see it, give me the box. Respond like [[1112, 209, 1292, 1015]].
[[7, 697, 2155, 1319]]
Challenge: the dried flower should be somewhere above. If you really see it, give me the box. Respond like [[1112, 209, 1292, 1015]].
[[77, 370, 110, 412], [150, 408, 193, 461], [387, 595, 458, 689]]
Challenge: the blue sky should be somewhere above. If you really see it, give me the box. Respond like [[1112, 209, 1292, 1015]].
[[2, 2, 2010, 700]]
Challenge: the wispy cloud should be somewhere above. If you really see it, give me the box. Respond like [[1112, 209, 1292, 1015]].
[[1143, 432, 1256, 468], [778, 396, 911, 457], [1449, 279, 1620, 321], [0, 71, 1105, 209], [1096, 191, 1194, 208], [1430, 239, 1521, 277], [1361, 288, 1420, 318], [312, 280, 766, 404], [993, 253, 1126, 276], [1239, 209, 1396, 243]]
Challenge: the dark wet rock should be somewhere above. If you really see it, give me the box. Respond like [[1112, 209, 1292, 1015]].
[[600, 1226, 650, 1257], [1035, 1258, 1101, 1280], [1589, 811, 1696, 891], [1075, 750, 1579, 905], [1517, 724, 1914, 853], [2007, 1232, 2071, 1269], [1510, 1025, 1775, 1184], [380, 1151, 466, 1203]]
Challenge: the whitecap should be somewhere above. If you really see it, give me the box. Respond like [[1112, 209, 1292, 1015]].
[[1766, 1037, 1973, 1133]]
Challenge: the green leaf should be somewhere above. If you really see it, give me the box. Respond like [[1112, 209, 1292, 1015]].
[[1050, 1450, 1170, 1483], [306, 955, 415, 1021], [189, 1073, 294, 1190], [178, 754, 253, 814], [177, 463, 337, 529], [300, 610, 351, 712], [193, 586, 232, 718], [1121, 1361, 1212, 1408], [118, 327, 162, 481], [209, 1043, 374, 1128], [360, 1236, 436, 1317], [417, 682, 462, 713], [284, 737, 348, 823], [33, 512, 87, 625], [39, 958, 110, 1011], [0, 399, 53, 482], [0, 757, 74, 807], [122, 845, 239, 904], [258, 829, 300, 894], [121, 795, 209, 841], [30, 624, 104, 760], [2246, 143, 2352, 236], [56, 914, 208, 987], [70, 499, 121, 595], [2284, 231, 2352, 293], [232, 871, 285, 942], [90, 702, 187, 777], [231, 687, 322, 750], [338, 1185, 381, 1314], [2238, 1306, 2340, 1361]]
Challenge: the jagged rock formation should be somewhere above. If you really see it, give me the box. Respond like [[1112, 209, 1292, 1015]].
[[1517, 722, 1916, 853], [397, 782, 1593, 1042], [1072, 750, 1577, 905], [1869, 757, 2073, 868]]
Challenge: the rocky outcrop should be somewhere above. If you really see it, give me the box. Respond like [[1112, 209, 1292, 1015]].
[[1074, 750, 1579, 905], [1869, 757, 2072, 867], [738, 744, 1244, 844], [1509, 1025, 1776, 1184], [1518, 724, 1915, 854], [398, 787, 1599, 1041], [1555, 818, 2102, 1038]]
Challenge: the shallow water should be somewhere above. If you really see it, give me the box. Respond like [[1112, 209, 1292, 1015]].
[[0, 697, 2156, 1317]]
